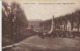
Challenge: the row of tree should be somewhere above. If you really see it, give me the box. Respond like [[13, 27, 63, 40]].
[[2, 1, 28, 41], [40, 9, 80, 32]]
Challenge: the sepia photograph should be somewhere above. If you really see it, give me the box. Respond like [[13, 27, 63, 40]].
[[2, 0, 80, 51]]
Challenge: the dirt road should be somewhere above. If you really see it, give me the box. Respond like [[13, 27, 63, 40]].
[[3, 35, 80, 51]]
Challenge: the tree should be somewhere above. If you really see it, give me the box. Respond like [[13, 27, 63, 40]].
[[2, 1, 28, 41], [2, 2, 10, 36]]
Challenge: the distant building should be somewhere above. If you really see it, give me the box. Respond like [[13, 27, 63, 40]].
[[27, 20, 42, 31]]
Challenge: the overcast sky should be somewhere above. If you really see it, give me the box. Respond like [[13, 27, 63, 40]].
[[3, 0, 80, 20]]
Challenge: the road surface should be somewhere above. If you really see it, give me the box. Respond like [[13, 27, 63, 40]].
[[3, 35, 80, 51]]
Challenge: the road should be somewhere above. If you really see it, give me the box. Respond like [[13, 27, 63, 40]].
[[3, 35, 80, 51]]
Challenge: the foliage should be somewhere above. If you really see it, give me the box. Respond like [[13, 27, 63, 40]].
[[2, 1, 28, 46]]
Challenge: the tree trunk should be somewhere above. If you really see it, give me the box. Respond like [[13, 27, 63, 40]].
[[77, 23, 79, 32], [11, 22, 13, 40], [71, 22, 74, 31], [48, 17, 54, 34]]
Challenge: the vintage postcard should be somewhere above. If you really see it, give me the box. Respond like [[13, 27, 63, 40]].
[[2, 0, 80, 51]]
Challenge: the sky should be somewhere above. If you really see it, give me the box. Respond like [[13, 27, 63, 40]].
[[3, 0, 80, 20]]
